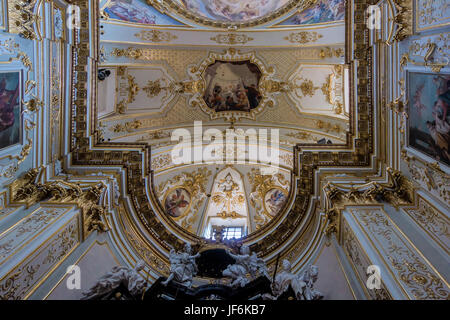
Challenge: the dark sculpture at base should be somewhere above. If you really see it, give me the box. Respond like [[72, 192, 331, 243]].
[[82, 243, 323, 301], [144, 276, 272, 301]]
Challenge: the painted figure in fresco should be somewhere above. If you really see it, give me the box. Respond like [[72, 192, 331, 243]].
[[162, 243, 200, 288], [411, 74, 450, 163], [289, 0, 345, 25], [164, 188, 190, 218], [182, 0, 289, 22], [244, 83, 261, 109], [204, 61, 261, 112], [0, 74, 20, 149], [105, 0, 157, 24], [0, 77, 19, 133], [265, 189, 287, 216], [82, 260, 147, 299]]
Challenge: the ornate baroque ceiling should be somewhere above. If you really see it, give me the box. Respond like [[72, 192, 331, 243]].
[[85, 0, 355, 275], [1, 0, 450, 300], [1, 0, 391, 283]]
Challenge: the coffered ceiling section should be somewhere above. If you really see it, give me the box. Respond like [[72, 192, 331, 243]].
[[98, 65, 179, 117], [287, 64, 349, 118]]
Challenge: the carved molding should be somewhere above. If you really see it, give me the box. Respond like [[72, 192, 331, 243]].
[[145, 0, 317, 29], [7, 0, 39, 40], [71, 0, 374, 260], [10, 168, 109, 240], [0, 216, 79, 300], [134, 30, 178, 43], [323, 167, 415, 238], [284, 31, 323, 44], [401, 150, 450, 204], [403, 197, 450, 254], [392, 0, 413, 42], [210, 33, 254, 45], [342, 219, 393, 300], [352, 209, 449, 299]]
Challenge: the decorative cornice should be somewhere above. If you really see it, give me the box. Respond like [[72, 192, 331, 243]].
[[323, 167, 415, 239], [392, 0, 413, 42], [10, 168, 110, 240]]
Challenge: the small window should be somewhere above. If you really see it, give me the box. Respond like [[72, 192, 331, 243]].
[[223, 226, 243, 240]]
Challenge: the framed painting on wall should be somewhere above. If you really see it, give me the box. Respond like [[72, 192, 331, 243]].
[[0, 71, 21, 150], [407, 72, 450, 166]]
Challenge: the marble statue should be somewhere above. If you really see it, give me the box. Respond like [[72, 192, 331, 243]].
[[162, 243, 200, 288], [249, 252, 271, 280], [223, 245, 269, 288], [301, 265, 323, 300], [264, 259, 323, 300], [81, 260, 147, 300]]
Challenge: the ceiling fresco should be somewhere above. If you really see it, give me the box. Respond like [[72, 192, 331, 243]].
[[100, 0, 347, 28], [102, 0, 184, 26], [178, 0, 291, 22], [278, 0, 345, 25]]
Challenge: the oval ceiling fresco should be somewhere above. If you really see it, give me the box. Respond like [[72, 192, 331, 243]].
[[179, 0, 290, 22]]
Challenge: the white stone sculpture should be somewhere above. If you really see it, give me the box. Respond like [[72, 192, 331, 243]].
[[264, 259, 323, 300], [223, 245, 269, 288], [249, 252, 270, 280], [301, 265, 323, 300], [161, 243, 200, 288], [81, 260, 147, 300]]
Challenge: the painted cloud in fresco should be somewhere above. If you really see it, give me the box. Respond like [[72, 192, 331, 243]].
[[280, 0, 345, 25], [103, 0, 182, 25], [181, 0, 290, 22]]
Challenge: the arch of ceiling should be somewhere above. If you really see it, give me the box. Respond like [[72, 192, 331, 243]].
[[1, 0, 381, 280]]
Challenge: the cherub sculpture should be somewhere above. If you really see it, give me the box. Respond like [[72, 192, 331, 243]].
[[82, 260, 147, 300], [161, 243, 200, 288], [249, 251, 271, 280]]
